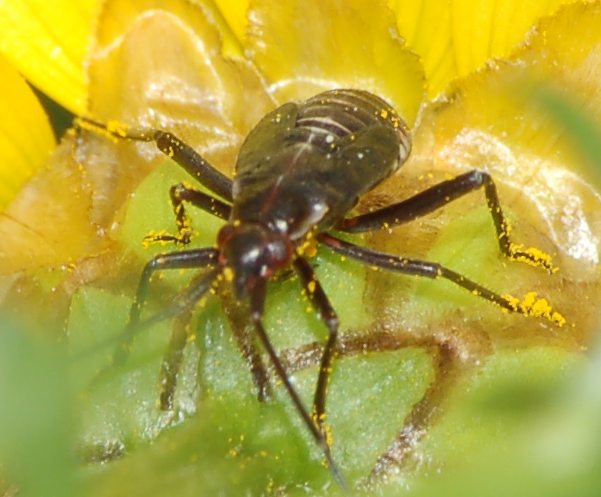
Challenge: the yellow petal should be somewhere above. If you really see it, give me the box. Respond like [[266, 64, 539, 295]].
[[0, 53, 55, 209], [213, 0, 250, 43], [0, 0, 100, 115], [388, 0, 455, 98], [389, 0, 578, 97], [0, 133, 106, 273], [90, 0, 271, 135], [246, 0, 425, 126], [451, 0, 573, 75]]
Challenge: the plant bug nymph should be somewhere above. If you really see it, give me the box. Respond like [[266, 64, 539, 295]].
[[78, 88, 564, 489]]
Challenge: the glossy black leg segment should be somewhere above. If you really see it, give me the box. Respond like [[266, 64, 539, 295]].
[[76, 117, 233, 201], [220, 298, 272, 402], [293, 257, 339, 431], [116, 248, 219, 366], [144, 183, 232, 245], [170, 183, 232, 221], [249, 279, 348, 491], [319, 233, 522, 313], [154, 131, 232, 202], [337, 170, 552, 271]]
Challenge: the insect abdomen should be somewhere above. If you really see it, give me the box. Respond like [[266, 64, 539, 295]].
[[291, 89, 411, 164]]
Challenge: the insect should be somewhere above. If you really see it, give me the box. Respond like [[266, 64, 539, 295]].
[[79, 88, 563, 489]]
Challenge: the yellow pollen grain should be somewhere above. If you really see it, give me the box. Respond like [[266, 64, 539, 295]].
[[223, 267, 234, 282], [501, 293, 522, 312], [296, 237, 318, 258], [509, 243, 556, 272], [307, 280, 316, 293], [143, 230, 169, 247], [553, 312, 567, 327], [324, 423, 334, 448], [502, 291, 566, 327], [106, 120, 129, 137]]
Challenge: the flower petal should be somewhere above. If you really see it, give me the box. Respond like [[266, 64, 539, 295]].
[[0, 136, 106, 273], [389, 0, 578, 97], [214, 0, 250, 43], [246, 0, 425, 125], [0, 0, 99, 115], [451, 0, 574, 76], [89, 0, 272, 141], [0, 53, 55, 209], [388, 0, 455, 97]]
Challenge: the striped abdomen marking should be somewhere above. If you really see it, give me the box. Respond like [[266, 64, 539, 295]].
[[290, 89, 411, 166]]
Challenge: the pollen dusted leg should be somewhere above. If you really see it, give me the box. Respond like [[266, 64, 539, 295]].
[[293, 257, 340, 433], [318, 233, 564, 326], [116, 248, 219, 366], [337, 170, 554, 272], [75, 117, 233, 201], [248, 277, 348, 490], [277, 329, 477, 483], [144, 183, 232, 246]]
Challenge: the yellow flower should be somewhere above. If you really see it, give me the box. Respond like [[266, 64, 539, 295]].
[[0, 0, 595, 270], [1, 0, 601, 494]]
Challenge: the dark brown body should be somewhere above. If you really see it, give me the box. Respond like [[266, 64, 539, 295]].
[[232, 89, 411, 241]]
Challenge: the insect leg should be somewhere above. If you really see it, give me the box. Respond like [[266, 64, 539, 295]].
[[147, 267, 223, 411], [144, 183, 232, 245], [293, 257, 339, 433], [248, 278, 348, 490], [220, 298, 272, 402], [116, 248, 219, 366], [318, 233, 565, 326], [158, 308, 193, 411], [76, 117, 233, 201], [337, 170, 554, 271], [278, 330, 469, 483]]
